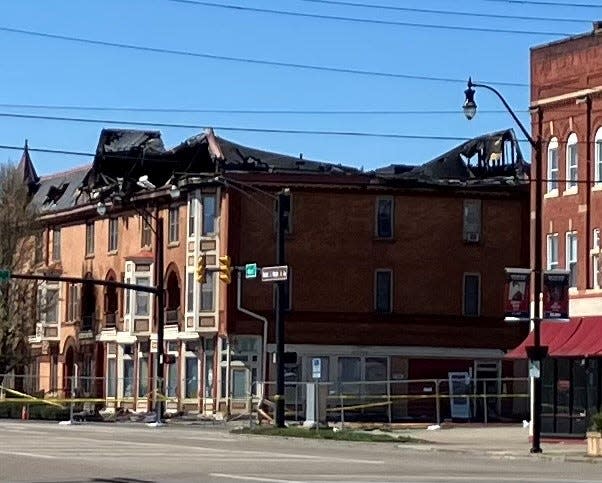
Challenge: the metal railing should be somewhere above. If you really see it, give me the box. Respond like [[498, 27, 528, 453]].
[[0, 373, 531, 425]]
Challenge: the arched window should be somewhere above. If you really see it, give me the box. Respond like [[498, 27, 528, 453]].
[[595, 127, 602, 186], [566, 133, 578, 191], [547, 137, 559, 193]]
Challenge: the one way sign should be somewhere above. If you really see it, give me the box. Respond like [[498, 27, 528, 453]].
[[261, 265, 289, 282]]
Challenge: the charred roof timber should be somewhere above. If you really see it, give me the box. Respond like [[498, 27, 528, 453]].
[[375, 129, 528, 187], [21, 126, 528, 216]]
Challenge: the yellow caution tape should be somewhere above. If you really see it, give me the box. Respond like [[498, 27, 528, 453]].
[[0, 386, 63, 408]]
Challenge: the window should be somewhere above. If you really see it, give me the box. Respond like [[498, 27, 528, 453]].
[[547, 138, 559, 193], [204, 338, 214, 398], [123, 356, 134, 398], [168, 207, 179, 243], [376, 198, 393, 238], [138, 353, 149, 398], [596, 127, 602, 185], [463, 274, 480, 317], [135, 277, 150, 316], [67, 284, 79, 321], [566, 232, 578, 288], [45, 288, 59, 323], [463, 199, 482, 243], [85, 222, 94, 256], [338, 357, 361, 396], [185, 356, 198, 398], [107, 358, 116, 398], [167, 361, 178, 398], [547, 234, 559, 270], [592, 228, 600, 289], [199, 273, 214, 312], [125, 277, 131, 315], [108, 218, 118, 252], [186, 272, 194, 312], [201, 194, 216, 236], [375, 270, 392, 313], [188, 198, 196, 237], [52, 228, 61, 261], [566, 133, 578, 190], [141, 216, 152, 248]]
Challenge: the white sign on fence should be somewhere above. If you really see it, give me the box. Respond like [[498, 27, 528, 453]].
[[311, 358, 322, 379]]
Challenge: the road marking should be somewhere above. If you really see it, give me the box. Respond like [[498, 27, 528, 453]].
[[210, 474, 305, 483], [0, 450, 56, 459]]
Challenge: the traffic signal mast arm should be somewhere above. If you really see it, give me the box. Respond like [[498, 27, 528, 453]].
[[9, 272, 161, 294]]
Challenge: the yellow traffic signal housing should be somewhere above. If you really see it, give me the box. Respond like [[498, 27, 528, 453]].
[[196, 255, 207, 283], [219, 255, 233, 284]]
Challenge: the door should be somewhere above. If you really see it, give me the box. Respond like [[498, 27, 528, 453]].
[[449, 372, 471, 419]]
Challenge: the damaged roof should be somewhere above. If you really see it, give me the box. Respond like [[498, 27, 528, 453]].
[[24, 127, 527, 216], [375, 129, 528, 187]]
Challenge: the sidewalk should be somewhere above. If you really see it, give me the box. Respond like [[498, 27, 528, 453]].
[[393, 425, 593, 462]]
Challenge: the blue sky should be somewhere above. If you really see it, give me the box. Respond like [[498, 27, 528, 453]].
[[0, 0, 597, 174]]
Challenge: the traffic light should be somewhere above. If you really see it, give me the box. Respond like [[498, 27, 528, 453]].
[[196, 255, 207, 283], [219, 255, 233, 284]]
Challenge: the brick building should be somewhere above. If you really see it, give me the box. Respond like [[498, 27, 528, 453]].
[[20, 126, 529, 421], [510, 21, 602, 436]]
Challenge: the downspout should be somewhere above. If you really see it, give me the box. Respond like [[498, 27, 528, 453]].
[[236, 270, 267, 400], [582, 95, 593, 288]]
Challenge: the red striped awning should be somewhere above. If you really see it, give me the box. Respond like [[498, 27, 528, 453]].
[[505, 317, 584, 359]]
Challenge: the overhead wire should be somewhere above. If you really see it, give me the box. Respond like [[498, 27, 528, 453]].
[[477, 0, 602, 8], [0, 26, 527, 88], [294, 0, 591, 23], [164, 0, 575, 36]]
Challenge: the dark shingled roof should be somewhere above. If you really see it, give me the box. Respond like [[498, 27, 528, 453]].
[[31, 165, 91, 213]]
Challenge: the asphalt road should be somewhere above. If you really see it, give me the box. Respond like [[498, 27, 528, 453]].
[[0, 421, 600, 483]]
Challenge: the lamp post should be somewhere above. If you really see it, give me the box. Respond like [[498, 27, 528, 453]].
[[463, 77, 545, 454]]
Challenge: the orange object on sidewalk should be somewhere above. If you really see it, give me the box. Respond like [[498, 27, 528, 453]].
[[21, 406, 29, 420]]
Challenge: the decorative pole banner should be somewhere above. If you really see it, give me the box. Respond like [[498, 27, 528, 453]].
[[504, 268, 531, 322], [543, 270, 570, 322]]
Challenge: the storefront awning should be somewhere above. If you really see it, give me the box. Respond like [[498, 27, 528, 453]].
[[505, 317, 584, 359], [553, 316, 602, 357]]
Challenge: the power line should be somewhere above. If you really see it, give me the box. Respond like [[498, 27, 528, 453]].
[[0, 26, 527, 88], [0, 112, 483, 141], [3, 110, 600, 145], [165, 0, 574, 36], [0, 103, 528, 115], [295, 0, 591, 23], [478, 0, 602, 7]]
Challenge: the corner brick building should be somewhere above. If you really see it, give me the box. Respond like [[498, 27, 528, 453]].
[[17, 126, 529, 421], [513, 21, 602, 436]]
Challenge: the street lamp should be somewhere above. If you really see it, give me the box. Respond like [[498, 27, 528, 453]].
[[463, 77, 545, 454], [95, 180, 180, 425]]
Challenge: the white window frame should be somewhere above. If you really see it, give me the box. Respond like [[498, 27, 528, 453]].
[[375, 197, 394, 239], [591, 229, 600, 289], [547, 233, 559, 270], [566, 231, 578, 288], [547, 137, 559, 195], [374, 269, 393, 313], [199, 272, 215, 312], [596, 127, 602, 187], [565, 133, 578, 193], [168, 206, 179, 243], [201, 193, 218, 236], [462, 273, 481, 317]]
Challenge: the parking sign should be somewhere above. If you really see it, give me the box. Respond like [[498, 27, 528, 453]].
[[312, 358, 321, 380]]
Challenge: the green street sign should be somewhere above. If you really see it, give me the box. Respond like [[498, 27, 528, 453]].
[[0, 269, 11, 282], [245, 263, 258, 279]]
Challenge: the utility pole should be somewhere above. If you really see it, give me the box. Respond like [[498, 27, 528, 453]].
[[274, 188, 290, 428], [155, 216, 165, 424]]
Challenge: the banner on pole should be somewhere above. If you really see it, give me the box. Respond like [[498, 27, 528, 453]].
[[504, 268, 531, 322], [543, 270, 570, 322]]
